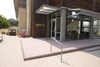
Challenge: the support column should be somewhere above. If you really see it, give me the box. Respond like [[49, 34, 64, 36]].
[[97, 17, 100, 35], [89, 17, 94, 39], [26, 0, 31, 36], [60, 9, 67, 42]]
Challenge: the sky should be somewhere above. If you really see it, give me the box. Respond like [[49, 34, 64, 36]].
[[0, 0, 16, 19]]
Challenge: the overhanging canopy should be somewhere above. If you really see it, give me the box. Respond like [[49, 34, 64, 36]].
[[36, 5, 59, 14], [36, 5, 100, 17], [79, 9, 100, 17], [61, 7, 100, 18]]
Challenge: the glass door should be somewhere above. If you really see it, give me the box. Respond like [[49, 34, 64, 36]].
[[51, 19, 56, 38], [56, 18, 60, 40]]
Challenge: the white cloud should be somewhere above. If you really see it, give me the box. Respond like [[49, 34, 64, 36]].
[[0, 0, 16, 19]]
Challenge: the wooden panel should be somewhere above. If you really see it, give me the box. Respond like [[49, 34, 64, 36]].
[[63, 0, 94, 11], [49, 0, 63, 7], [31, 0, 35, 37], [95, 0, 100, 13], [63, 0, 100, 13], [31, 0, 47, 37], [50, 0, 100, 13]]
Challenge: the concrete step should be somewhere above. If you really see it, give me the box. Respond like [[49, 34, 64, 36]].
[[83, 46, 100, 52], [24, 44, 100, 61]]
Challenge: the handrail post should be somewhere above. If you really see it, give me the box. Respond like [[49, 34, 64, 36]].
[[50, 38, 52, 52], [51, 37, 63, 63], [61, 44, 63, 62]]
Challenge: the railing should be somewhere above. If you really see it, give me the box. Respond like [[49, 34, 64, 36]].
[[50, 37, 63, 62]]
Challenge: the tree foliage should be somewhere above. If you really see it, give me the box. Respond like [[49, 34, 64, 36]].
[[0, 15, 11, 29], [8, 18, 18, 26]]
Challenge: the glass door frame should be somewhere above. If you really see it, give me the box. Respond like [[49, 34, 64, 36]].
[[51, 19, 57, 38]]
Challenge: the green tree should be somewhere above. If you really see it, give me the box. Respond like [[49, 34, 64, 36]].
[[0, 15, 11, 29], [8, 18, 18, 26]]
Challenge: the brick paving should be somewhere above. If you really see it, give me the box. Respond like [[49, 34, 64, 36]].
[[0, 35, 100, 67]]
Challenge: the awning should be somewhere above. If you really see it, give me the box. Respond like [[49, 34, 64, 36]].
[[36, 5, 100, 17], [36, 4, 59, 14], [61, 7, 100, 17], [79, 9, 100, 17]]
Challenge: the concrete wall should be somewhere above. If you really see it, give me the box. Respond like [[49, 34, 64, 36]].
[[26, 0, 31, 36], [18, 8, 26, 32]]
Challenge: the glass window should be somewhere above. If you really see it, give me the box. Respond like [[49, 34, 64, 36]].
[[56, 18, 60, 32], [22, 0, 26, 8], [52, 14, 56, 19], [57, 12, 61, 18], [93, 19, 100, 37], [83, 21, 89, 27]]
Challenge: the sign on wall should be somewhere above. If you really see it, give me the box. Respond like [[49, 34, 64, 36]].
[[35, 24, 45, 27]]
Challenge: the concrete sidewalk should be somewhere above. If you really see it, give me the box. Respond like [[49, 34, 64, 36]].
[[20, 37, 100, 60], [0, 35, 100, 67]]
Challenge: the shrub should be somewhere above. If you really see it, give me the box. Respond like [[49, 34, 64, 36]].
[[1, 31, 5, 34]]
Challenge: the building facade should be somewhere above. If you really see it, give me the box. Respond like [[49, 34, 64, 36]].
[[14, 0, 100, 41]]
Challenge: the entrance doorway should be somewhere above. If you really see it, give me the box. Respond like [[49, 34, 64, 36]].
[[51, 19, 56, 38], [51, 18, 60, 40]]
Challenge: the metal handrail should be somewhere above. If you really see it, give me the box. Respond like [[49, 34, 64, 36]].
[[50, 37, 63, 62]]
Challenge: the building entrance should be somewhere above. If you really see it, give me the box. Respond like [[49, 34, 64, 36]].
[[36, 5, 100, 41], [51, 18, 60, 40]]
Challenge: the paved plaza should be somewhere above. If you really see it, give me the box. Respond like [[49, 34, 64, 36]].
[[0, 35, 100, 67], [21, 37, 100, 60]]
